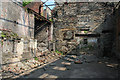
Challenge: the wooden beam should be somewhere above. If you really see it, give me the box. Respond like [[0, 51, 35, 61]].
[[60, 28, 76, 31], [75, 34, 100, 37], [28, 8, 51, 23]]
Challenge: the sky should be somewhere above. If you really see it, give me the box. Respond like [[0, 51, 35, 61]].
[[41, 0, 55, 10]]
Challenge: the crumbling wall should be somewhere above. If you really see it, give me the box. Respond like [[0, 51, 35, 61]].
[[34, 18, 50, 56], [53, 2, 115, 56], [2, 38, 37, 65], [35, 26, 49, 53], [0, 2, 34, 39], [0, 2, 38, 78]]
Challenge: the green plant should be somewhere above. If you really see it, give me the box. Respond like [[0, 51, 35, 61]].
[[55, 50, 63, 55], [25, 8, 28, 12], [34, 57, 38, 61], [41, 13, 43, 16], [1, 32, 6, 38], [84, 31, 88, 34], [11, 32, 18, 38], [1, 41, 3, 45], [49, 19, 53, 22], [23, 0, 34, 7]]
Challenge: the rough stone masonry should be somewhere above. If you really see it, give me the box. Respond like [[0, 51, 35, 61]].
[[52, 2, 116, 56]]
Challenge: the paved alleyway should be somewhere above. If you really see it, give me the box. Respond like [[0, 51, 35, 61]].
[[19, 53, 119, 78]]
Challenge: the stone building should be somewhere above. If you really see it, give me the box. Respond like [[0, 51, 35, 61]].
[[0, 1, 55, 78], [0, 0, 53, 73], [52, 2, 116, 56], [26, 2, 53, 55]]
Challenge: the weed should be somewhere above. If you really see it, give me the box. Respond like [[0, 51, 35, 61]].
[[34, 57, 38, 61]]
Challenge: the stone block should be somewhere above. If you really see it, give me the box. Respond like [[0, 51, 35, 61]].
[[67, 42, 77, 45], [16, 39, 24, 56], [60, 46, 68, 53]]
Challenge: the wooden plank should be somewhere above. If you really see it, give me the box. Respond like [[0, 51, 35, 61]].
[[60, 28, 76, 31], [75, 34, 100, 37]]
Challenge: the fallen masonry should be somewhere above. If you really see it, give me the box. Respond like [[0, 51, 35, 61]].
[[2, 52, 62, 78], [18, 53, 119, 78]]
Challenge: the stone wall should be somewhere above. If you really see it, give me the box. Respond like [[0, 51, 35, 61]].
[[0, 2, 38, 77], [53, 2, 115, 56], [0, 2, 34, 39], [34, 18, 50, 56], [2, 38, 37, 65], [112, 3, 120, 59]]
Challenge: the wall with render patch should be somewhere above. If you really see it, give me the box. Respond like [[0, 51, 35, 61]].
[[0, 2, 34, 39]]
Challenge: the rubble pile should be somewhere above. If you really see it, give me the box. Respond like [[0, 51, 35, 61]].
[[62, 53, 99, 64], [2, 52, 61, 78]]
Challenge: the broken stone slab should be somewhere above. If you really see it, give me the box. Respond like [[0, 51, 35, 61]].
[[67, 42, 77, 45], [28, 59, 36, 63], [45, 57, 51, 62], [43, 67, 47, 71], [61, 41, 67, 46], [9, 58, 20, 67], [30, 64, 37, 68], [65, 55, 77, 59], [44, 59, 48, 63], [74, 60, 83, 64], [20, 65, 29, 71], [2, 72, 13, 78], [47, 55, 52, 58], [61, 62, 71, 66], [39, 43, 47, 47], [79, 54, 98, 63], [14, 66, 21, 73], [39, 73, 49, 78], [61, 46, 68, 53], [49, 63, 56, 66], [46, 75, 58, 78], [71, 55, 77, 59], [17, 62, 24, 68], [2, 66, 8, 71], [63, 57, 74, 62], [26, 62, 35, 68], [80, 52, 87, 55], [8, 67, 16, 73], [53, 66, 66, 71], [106, 64, 119, 68]]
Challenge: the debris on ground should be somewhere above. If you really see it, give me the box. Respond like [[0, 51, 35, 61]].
[[2, 52, 61, 78], [74, 60, 83, 64], [61, 62, 71, 66], [106, 64, 119, 68], [63, 57, 74, 62], [65, 55, 77, 59], [49, 63, 56, 66], [53, 66, 66, 71]]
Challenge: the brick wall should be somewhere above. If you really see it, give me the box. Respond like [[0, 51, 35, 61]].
[[25, 2, 44, 15]]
